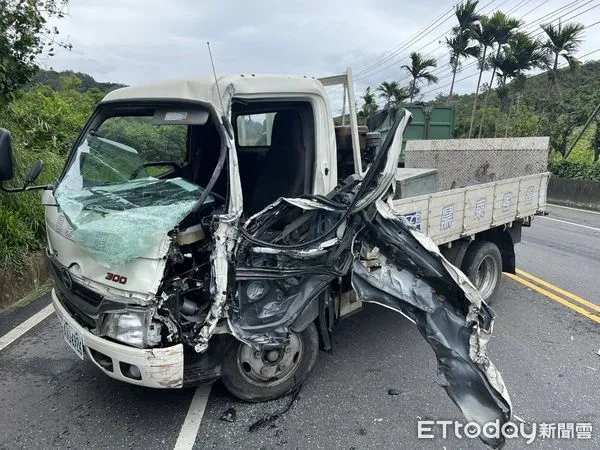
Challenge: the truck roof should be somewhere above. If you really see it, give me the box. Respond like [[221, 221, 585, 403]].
[[101, 74, 329, 115]]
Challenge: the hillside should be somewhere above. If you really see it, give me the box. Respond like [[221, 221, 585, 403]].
[[430, 60, 600, 162], [28, 69, 126, 93]]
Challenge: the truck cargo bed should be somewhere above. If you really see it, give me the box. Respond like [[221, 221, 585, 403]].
[[391, 172, 551, 245]]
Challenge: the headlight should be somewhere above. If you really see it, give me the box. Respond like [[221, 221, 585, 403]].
[[97, 309, 162, 348]]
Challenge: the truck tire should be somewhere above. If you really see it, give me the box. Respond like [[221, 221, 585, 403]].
[[221, 322, 319, 402], [461, 241, 503, 304]]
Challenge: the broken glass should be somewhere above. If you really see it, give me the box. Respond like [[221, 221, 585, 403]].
[[54, 176, 213, 267]]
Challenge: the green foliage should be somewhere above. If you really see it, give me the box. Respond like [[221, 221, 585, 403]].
[[0, 74, 109, 267], [377, 81, 409, 108], [30, 69, 125, 93], [0, 0, 70, 103], [548, 160, 600, 181], [401, 52, 438, 102], [434, 59, 600, 164]]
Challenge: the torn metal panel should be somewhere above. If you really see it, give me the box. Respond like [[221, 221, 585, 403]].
[[352, 202, 511, 449], [193, 119, 243, 353], [228, 108, 412, 346], [226, 107, 511, 448]]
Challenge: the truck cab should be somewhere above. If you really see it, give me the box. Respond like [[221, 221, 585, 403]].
[[2, 72, 375, 395]]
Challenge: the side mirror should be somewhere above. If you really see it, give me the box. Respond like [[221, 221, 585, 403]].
[[25, 160, 44, 186], [0, 128, 15, 182]]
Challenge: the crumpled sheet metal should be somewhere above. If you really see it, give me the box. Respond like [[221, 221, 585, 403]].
[[194, 122, 243, 352], [352, 200, 511, 448], [228, 106, 511, 447]]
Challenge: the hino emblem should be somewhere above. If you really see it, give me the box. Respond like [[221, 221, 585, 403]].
[[60, 268, 73, 291]]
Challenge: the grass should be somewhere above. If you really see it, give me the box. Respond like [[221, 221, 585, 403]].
[[0, 280, 52, 315]]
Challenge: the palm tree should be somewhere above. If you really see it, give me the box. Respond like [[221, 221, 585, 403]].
[[502, 33, 546, 136], [540, 20, 584, 93], [392, 85, 410, 105], [402, 52, 438, 103], [468, 15, 496, 137], [361, 87, 378, 122], [477, 11, 522, 137], [446, 31, 480, 100], [451, 0, 480, 35], [447, 0, 480, 100], [377, 81, 409, 108], [490, 51, 517, 137]]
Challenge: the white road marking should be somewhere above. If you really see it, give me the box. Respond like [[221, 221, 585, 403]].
[[174, 384, 212, 450], [538, 216, 600, 232], [548, 204, 600, 216], [0, 304, 55, 352]]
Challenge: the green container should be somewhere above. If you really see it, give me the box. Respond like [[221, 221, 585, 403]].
[[366, 106, 455, 165], [401, 106, 454, 164]]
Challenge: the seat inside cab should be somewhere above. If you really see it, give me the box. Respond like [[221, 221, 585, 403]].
[[232, 101, 315, 215]]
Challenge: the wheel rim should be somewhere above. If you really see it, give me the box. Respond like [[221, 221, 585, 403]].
[[474, 255, 500, 300], [237, 332, 304, 386]]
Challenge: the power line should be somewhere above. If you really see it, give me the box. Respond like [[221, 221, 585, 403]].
[[345, 0, 599, 103], [353, 4, 457, 77], [352, 0, 506, 83]]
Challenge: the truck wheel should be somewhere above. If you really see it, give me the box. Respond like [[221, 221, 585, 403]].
[[221, 322, 319, 402], [461, 241, 502, 304]]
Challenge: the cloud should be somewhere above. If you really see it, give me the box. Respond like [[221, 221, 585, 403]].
[[45, 0, 600, 104]]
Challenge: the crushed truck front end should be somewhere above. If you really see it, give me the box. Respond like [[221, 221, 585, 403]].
[[51, 288, 185, 387]]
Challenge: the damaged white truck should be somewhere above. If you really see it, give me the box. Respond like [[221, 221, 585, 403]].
[[0, 69, 549, 447]]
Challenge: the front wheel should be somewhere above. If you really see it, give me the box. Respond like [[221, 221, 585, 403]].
[[221, 323, 319, 402], [461, 241, 503, 304]]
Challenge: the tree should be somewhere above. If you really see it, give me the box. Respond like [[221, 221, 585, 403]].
[[468, 15, 496, 137], [540, 20, 584, 93], [490, 51, 517, 136], [537, 88, 588, 157], [447, 0, 480, 101], [477, 11, 521, 137], [446, 31, 480, 100], [502, 33, 545, 136], [361, 87, 378, 122], [377, 81, 409, 108], [0, 0, 70, 103], [592, 119, 600, 162], [402, 52, 438, 103]]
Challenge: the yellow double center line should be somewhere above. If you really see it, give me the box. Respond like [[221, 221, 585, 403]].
[[505, 269, 600, 325]]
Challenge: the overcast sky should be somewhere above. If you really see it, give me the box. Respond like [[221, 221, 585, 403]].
[[46, 0, 600, 109]]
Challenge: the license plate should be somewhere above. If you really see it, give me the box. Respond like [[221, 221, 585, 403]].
[[62, 321, 84, 360]]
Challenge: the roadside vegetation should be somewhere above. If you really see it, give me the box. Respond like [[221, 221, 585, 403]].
[[359, 0, 600, 176]]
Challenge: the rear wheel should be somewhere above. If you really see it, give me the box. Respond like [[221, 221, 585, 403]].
[[461, 241, 503, 304], [221, 323, 319, 402]]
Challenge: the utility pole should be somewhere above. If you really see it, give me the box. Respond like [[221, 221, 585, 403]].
[[564, 101, 600, 159]]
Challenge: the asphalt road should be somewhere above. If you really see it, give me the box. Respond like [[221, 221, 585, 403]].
[[1, 204, 598, 449]]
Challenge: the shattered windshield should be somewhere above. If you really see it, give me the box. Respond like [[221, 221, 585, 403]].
[[62, 114, 188, 189], [53, 111, 216, 266]]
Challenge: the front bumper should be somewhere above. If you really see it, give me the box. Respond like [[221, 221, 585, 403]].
[[52, 289, 184, 388]]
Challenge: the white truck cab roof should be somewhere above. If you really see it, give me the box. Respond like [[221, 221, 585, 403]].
[[101, 74, 330, 115]]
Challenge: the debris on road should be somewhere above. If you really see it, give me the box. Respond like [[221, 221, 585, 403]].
[[387, 388, 402, 396], [219, 407, 237, 423], [248, 388, 301, 433]]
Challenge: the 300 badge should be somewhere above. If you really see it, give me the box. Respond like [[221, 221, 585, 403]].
[[105, 272, 128, 284]]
